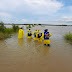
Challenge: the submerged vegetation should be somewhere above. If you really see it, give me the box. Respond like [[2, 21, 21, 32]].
[[65, 33, 72, 42], [0, 22, 19, 40], [29, 24, 31, 28]]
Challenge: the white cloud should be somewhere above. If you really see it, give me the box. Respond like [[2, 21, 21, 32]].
[[15, 19, 28, 23], [13, 19, 72, 25], [0, 12, 13, 23], [0, 0, 63, 14], [0, 12, 11, 17], [1, 17, 72, 25], [59, 16, 72, 22], [0, 0, 65, 24], [69, 6, 72, 11]]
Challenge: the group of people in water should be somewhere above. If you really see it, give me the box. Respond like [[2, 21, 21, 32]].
[[18, 28, 51, 47]]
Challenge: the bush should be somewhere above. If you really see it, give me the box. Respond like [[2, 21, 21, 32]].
[[32, 24, 34, 27], [65, 33, 72, 42], [0, 22, 5, 32], [12, 24, 19, 32], [0, 21, 4, 27], [26, 26, 29, 29], [0, 32, 10, 40], [4, 28, 14, 34], [34, 24, 36, 25], [0, 22, 19, 40], [0, 26, 3, 32], [38, 24, 41, 25], [29, 25, 31, 28], [0, 32, 4, 39]]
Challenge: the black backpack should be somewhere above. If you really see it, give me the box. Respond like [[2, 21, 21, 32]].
[[38, 33, 42, 38]]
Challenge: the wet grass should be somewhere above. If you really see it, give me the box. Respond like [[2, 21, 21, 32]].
[[65, 33, 72, 42], [0, 22, 19, 40], [0, 32, 11, 40]]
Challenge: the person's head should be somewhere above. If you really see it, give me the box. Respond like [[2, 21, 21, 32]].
[[29, 29, 31, 30], [36, 30, 37, 31], [20, 27, 22, 29], [44, 29, 48, 32]]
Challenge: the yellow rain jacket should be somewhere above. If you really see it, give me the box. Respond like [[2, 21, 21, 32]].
[[18, 29, 24, 38], [26, 30, 32, 39], [33, 31, 38, 40], [42, 32, 51, 44]]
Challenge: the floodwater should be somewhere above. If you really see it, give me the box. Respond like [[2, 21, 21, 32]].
[[0, 25, 72, 72]]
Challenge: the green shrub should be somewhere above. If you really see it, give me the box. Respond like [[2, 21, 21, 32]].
[[12, 24, 19, 32], [0, 26, 3, 32], [0, 32, 4, 39], [32, 24, 34, 27], [65, 33, 72, 42], [0, 32, 10, 40], [0, 21, 4, 27], [4, 28, 14, 34], [38, 24, 41, 25], [0, 22, 20, 40], [29, 25, 31, 28], [26, 26, 29, 29], [0, 22, 5, 32], [34, 24, 36, 25]]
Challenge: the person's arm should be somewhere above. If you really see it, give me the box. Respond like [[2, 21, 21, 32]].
[[26, 33, 28, 36], [42, 33, 44, 37], [23, 30, 24, 35], [49, 33, 51, 37], [31, 32, 32, 35], [33, 32, 35, 35]]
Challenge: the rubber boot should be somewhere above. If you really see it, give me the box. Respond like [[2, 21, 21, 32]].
[[44, 44, 46, 45], [47, 44, 50, 47]]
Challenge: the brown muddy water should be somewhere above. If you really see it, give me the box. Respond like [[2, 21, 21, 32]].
[[0, 25, 72, 72]]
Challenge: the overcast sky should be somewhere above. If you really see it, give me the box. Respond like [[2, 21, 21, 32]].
[[0, 0, 72, 24]]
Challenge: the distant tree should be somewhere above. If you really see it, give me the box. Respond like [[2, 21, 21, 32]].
[[0, 21, 5, 32], [0, 21, 4, 27], [38, 24, 41, 25], [34, 24, 36, 25]]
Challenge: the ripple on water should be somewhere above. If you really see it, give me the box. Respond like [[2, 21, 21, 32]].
[[0, 26, 72, 72]]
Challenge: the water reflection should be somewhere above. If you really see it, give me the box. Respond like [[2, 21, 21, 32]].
[[27, 38, 32, 43], [42, 46, 50, 56], [0, 26, 72, 72], [18, 38, 24, 46], [35, 44, 50, 56]]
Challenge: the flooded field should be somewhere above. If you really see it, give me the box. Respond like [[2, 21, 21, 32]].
[[0, 25, 72, 72]]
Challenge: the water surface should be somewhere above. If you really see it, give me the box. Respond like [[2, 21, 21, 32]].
[[0, 26, 72, 72]]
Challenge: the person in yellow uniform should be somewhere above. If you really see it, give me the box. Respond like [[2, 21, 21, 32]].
[[33, 30, 38, 40], [42, 29, 51, 47], [18, 27, 24, 38], [37, 30, 42, 42], [26, 29, 32, 39]]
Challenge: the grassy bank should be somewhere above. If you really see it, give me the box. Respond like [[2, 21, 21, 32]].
[[65, 33, 72, 42], [0, 22, 19, 40]]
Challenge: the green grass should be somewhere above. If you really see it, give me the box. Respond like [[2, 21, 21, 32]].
[[0, 22, 19, 40], [0, 32, 11, 40], [4, 28, 14, 34], [56, 25, 67, 26], [0, 27, 19, 40], [65, 33, 72, 42], [12, 24, 19, 32]]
